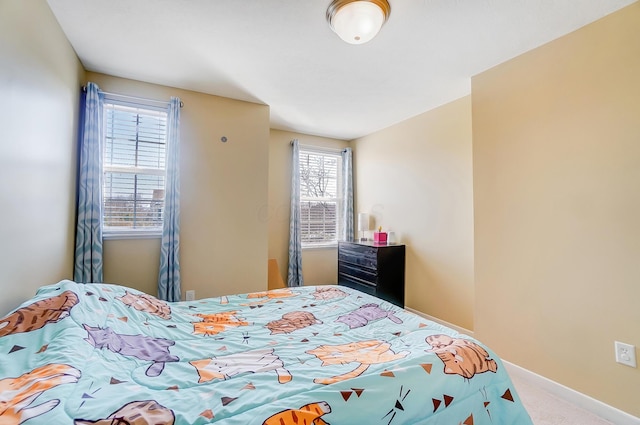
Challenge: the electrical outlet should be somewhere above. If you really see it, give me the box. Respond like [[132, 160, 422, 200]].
[[185, 290, 195, 301], [614, 341, 636, 368]]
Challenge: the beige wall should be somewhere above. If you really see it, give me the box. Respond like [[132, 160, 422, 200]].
[[472, 2, 640, 417], [0, 0, 84, 315], [88, 72, 270, 299], [353, 97, 475, 329], [268, 130, 350, 286], [102, 238, 162, 296]]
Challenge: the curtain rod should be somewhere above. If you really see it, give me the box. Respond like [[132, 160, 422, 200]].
[[82, 85, 184, 108]]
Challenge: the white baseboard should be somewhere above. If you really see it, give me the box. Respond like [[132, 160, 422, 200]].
[[503, 356, 640, 424], [404, 307, 474, 337], [404, 307, 639, 424]]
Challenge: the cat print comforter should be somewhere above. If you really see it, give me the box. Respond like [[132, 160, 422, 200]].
[[0, 280, 533, 424]]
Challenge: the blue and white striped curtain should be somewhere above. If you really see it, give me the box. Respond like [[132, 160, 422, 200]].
[[341, 147, 354, 241], [158, 97, 182, 301], [74, 82, 104, 283], [287, 139, 304, 287]]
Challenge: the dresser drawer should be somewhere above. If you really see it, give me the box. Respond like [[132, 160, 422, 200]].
[[339, 242, 377, 258], [338, 244, 377, 269], [338, 262, 377, 285], [338, 274, 376, 297]]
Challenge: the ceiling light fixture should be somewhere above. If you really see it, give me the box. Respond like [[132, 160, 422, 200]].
[[327, 0, 391, 45]]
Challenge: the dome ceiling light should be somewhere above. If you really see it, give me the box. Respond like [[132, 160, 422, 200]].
[[326, 0, 391, 45]]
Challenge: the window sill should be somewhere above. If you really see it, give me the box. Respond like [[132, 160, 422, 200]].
[[103, 230, 162, 240], [302, 243, 338, 250]]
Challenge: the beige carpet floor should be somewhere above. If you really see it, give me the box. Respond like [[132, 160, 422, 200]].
[[510, 372, 613, 425]]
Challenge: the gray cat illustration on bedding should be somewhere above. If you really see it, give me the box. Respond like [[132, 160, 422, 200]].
[[74, 400, 175, 425], [336, 303, 403, 329], [83, 324, 179, 377]]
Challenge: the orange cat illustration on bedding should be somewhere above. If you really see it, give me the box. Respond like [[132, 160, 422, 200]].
[[116, 291, 171, 319], [193, 311, 251, 336], [0, 290, 78, 338], [246, 288, 294, 299], [243, 288, 296, 306], [426, 334, 498, 379], [0, 364, 81, 424], [266, 311, 322, 334], [262, 401, 331, 425], [312, 287, 347, 300], [191, 348, 292, 384], [307, 339, 409, 385]]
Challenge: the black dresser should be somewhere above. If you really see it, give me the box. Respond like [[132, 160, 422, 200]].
[[337, 241, 405, 307]]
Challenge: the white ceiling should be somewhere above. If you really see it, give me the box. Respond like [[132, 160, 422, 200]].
[[47, 0, 635, 140]]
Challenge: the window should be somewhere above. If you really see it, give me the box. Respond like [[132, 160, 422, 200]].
[[299, 148, 344, 246], [102, 101, 168, 237]]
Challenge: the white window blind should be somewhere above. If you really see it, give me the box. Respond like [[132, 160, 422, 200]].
[[103, 102, 168, 235], [299, 148, 343, 246]]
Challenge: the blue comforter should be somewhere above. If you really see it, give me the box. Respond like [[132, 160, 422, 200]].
[[0, 280, 533, 424]]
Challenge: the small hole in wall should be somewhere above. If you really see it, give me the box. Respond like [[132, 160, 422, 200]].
[[221, 136, 228, 143]]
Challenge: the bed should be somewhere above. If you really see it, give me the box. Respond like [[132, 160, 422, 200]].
[[0, 280, 533, 424]]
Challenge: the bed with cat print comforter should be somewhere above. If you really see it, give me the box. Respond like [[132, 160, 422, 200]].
[[0, 280, 533, 425]]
